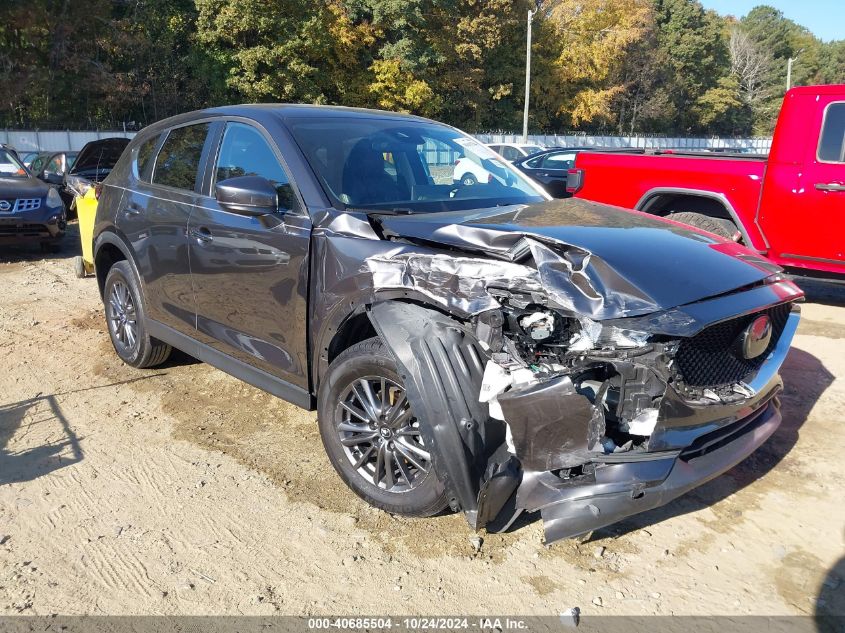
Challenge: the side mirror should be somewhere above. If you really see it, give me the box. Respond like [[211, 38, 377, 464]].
[[215, 176, 278, 217]]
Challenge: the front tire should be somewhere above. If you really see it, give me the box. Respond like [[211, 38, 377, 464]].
[[460, 173, 478, 186], [103, 261, 171, 368], [317, 338, 449, 517]]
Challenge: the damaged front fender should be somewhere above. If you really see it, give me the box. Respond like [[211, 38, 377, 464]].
[[367, 301, 498, 527]]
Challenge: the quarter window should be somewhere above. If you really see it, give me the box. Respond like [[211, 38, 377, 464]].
[[152, 123, 210, 191], [214, 122, 297, 211], [136, 135, 159, 181], [543, 152, 577, 169], [818, 103, 845, 163]]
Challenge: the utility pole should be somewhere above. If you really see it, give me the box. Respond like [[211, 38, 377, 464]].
[[522, 8, 536, 144], [786, 51, 802, 91], [786, 57, 795, 91]]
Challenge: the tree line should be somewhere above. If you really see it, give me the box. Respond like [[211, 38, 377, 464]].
[[1, 0, 843, 136]]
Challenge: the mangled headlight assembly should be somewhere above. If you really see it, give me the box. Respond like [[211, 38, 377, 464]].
[[569, 316, 651, 352]]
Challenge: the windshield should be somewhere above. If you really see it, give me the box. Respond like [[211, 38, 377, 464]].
[[0, 149, 28, 179], [287, 117, 546, 213]]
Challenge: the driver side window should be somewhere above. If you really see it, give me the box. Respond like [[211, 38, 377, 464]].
[[215, 122, 298, 212]]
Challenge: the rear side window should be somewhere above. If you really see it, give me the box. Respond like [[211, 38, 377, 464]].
[[153, 123, 209, 191], [500, 146, 521, 161], [214, 122, 298, 211], [543, 152, 576, 169], [135, 135, 159, 181], [818, 103, 845, 163]]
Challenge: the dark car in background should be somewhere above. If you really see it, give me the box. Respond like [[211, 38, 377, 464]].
[[62, 138, 129, 212], [0, 146, 66, 251], [29, 151, 78, 186], [92, 105, 801, 544], [513, 147, 593, 198]]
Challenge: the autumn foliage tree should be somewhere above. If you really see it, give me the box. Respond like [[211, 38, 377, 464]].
[[1, 0, 844, 135]]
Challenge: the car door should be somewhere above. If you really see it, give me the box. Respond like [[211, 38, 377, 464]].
[[535, 151, 577, 197], [118, 122, 214, 334], [187, 120, 312, 389]]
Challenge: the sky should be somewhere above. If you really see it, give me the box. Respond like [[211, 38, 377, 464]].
[[700, 0, 844, 42]]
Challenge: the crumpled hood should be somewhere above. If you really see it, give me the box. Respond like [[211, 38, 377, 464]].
[[373, 197, 781, 319]]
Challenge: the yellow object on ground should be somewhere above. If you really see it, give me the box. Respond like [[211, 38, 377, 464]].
[[73, 188, 98, 278]]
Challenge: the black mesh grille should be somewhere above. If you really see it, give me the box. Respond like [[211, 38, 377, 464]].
[[674, 303, 792, 388]]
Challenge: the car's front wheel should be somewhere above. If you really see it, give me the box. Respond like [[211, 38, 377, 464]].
[[317, 338, 449, 517], [103, 261, 172, 368], [460, 173, 478, 186]]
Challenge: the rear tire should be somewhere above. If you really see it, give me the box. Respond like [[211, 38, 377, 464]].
[[103, 261, 171, 368], [667, 211, 739, 241], [317, 337, 449, 517]]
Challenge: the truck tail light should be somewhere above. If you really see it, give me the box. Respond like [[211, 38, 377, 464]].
[[94, 183, 103, 200], [566, 168, 584, 195], [487, 173, 493, 183]]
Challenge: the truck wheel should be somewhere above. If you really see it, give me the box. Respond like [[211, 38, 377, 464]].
[[318, 337, 449, 517], [460, 173, 478, 186], [103, 261, 172, 368], [667, 212, 740, 241]]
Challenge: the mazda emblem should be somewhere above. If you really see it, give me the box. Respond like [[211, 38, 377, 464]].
[[735, 315, 772, 360], [0, 200, 11, 212]]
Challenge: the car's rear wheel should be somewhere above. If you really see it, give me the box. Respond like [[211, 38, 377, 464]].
[[317, 337, 449, 517], [667, 211, 740, 241], [103, 261, 171, 368]]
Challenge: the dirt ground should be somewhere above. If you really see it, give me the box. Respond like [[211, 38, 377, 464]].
[[1, 226, 844, 617]]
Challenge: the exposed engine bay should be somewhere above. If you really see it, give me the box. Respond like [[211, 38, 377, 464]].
[[315, 201, 804, 542]]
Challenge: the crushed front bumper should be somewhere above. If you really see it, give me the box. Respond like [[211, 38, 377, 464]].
[[516, 395, 781, 541]]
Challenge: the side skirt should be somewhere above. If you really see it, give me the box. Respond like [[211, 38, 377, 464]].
[[146, 319, 315, 411]]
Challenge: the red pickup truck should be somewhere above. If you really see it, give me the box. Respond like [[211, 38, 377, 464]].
[[570, 84, 845, 278]]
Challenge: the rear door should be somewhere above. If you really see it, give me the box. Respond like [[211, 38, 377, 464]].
[[187, 120, 312, 389], [118, 122, 215, 334], [519, 150, 577, 197]]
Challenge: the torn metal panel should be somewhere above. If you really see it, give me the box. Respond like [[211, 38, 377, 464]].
[[497, 376, 603, 471], [365, 253, 544, 316]]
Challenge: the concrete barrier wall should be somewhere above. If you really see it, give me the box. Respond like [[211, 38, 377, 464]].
[[0, 130, 136, 153]]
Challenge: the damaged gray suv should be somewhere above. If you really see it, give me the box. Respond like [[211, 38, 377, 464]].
[[92, 105, 803, 543]]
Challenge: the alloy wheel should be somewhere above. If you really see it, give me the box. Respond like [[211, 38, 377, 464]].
[[107, 280, 138, 352], [336, 376, 431, 492]]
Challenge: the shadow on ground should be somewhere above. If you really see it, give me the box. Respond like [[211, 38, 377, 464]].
[[0, 394, 82, 486], [792, 277, 845, 308], [0, 221, 81, 265], [0, 374, 169, 486], [816, 553, 845, 632]]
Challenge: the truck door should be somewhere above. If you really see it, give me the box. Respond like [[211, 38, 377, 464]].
[[803, 101, 845, 266], [764, 97, 845, 273]]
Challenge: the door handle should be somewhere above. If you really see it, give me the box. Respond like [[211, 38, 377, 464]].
[[124, 203, 142, 216], [815, 182, 845, 192], [190, 227, 213, 243]]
